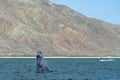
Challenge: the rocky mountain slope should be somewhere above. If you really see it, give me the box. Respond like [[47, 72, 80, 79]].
[[0, 0, 120, 56]]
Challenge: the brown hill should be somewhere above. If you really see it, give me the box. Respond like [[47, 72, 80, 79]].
[[0, 0, 120, 57]]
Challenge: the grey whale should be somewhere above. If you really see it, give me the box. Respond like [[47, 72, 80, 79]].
[[36, 51, 52, 73]]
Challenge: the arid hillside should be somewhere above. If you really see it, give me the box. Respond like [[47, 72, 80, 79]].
[[0, 0, 120, 57]]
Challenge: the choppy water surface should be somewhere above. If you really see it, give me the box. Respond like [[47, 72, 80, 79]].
[[0, 58, 120, 80]]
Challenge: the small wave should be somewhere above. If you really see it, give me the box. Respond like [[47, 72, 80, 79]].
[[99, 59, 114, 62]]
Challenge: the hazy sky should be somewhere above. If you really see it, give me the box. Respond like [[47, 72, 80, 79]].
[[49, 0, 120, 25]]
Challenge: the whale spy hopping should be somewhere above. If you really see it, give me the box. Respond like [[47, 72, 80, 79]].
[[36, 51, 51, 73]]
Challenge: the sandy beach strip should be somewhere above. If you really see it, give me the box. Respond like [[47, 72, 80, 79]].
[[0, 56, 120, 58], [0, 57, 35, 58], [45, 57, 120, 58]]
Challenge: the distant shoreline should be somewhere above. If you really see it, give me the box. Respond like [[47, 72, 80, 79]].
[[0, 56, 120, 58]]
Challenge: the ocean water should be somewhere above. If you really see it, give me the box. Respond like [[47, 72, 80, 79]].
[[0, 58, 120, 80]]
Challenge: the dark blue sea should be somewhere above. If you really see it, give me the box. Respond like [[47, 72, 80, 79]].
[[0, 58, 120, 80]]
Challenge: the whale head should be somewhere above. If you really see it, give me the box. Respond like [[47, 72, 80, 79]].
[[36, 51, 43, 59]]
